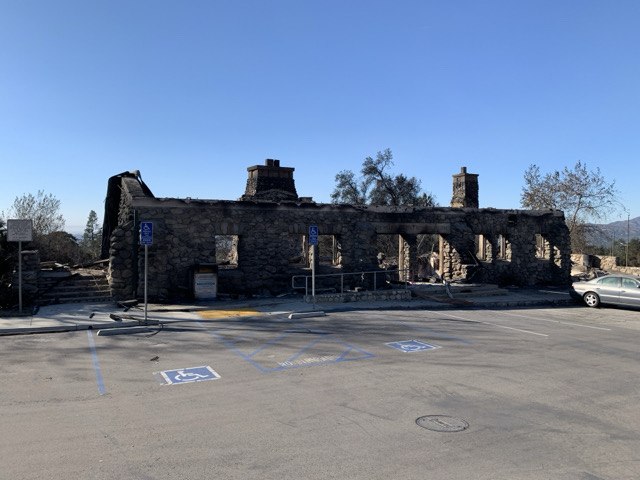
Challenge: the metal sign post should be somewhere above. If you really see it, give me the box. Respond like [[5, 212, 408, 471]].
[[140, 222, 153, 322], [309, 226, 318, 309], [7, 220, 33, 314]]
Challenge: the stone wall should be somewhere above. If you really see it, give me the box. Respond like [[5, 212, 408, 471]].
[[104, 174, 572, 301], [306, 289, 411, 303], [571, 253, 640, 276]]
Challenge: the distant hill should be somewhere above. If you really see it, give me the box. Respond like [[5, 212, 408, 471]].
[[587, 216, 640, 247]]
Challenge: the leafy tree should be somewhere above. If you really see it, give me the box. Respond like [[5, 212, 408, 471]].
[[4, 190, 65, 236], [1, 191, 88, 264], [81, 210, 102, 262], [38, 231, 82, 264], [331, 149, 437, 261], [331, 149, 436, 206], [520, 161, 619, 252], [627, 238, 640, 267], [331, 170, 367, 204]]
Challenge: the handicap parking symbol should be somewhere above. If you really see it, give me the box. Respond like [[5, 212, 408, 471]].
[[386, 340, 439, 352], [155, 366, 221, 385]]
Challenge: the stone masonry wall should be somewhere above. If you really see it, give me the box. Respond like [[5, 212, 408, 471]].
[[11, 250, 40, 303], [105, 176, 571, 301]]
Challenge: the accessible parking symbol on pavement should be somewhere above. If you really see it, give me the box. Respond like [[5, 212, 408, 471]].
[[386, 340, 440, 352], [155, 366, 221, 385]]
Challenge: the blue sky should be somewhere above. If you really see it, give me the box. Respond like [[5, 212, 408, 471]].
[[1, 0, 638, 234]]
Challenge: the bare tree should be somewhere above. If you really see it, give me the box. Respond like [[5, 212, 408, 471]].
[[521, 162, 619, 251]]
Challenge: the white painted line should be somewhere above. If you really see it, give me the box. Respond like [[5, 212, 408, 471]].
[[490, 311, 611, 331], [479, 321, 549, 337], [429, 310, 548, 336], [427, 310, 482, 323]]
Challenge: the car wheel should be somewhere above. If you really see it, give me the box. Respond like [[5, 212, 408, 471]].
[[583, 292, 600, 308]]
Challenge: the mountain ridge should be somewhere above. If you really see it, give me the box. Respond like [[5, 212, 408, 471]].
[[587, 216, 640, 247]]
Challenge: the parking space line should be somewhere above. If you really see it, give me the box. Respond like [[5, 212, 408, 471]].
[[195, 320, 272, 372], [227, 324, 284, 345], [282, 337, 326, 365], [368, 313, 473, 344], [86, 330, 106, 395], [247, 330, 299, 357], [487, 310, 612, 331], [194, 318, 374, 372], [479, 321, 549, 336], [429, 310, 549, 337]]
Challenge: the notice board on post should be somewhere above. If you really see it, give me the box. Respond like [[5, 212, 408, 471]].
[[7, 219, 33, 242]]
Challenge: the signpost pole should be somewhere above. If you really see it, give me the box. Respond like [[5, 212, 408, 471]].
[[312, 244, 316, 309], [18, 241, 22, 314], [144, 244, 148, 323], [7, 219, 33, 315], [309, 226, 318, 310], [139, 222, 153, 323]]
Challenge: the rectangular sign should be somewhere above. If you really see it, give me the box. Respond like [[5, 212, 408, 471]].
[[309, 225, 318, 246], [140, 221, 153, 245], [194, 273, 217, 300], [7, 219, 33, 242]]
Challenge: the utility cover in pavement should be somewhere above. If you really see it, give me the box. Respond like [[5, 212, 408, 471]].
[[386, 339, 439, 352], [155, 366, 220, 385], [416, 415, 469, 432]]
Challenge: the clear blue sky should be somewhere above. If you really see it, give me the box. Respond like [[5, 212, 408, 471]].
[[1, 0, 638, 234]]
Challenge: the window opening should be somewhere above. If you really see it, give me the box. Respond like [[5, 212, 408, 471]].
[[215, 235, 238, 269]]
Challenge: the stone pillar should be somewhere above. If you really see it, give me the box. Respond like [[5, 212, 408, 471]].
[[398, 234, 418, 282]]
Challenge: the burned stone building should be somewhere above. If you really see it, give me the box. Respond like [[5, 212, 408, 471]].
[[101, 162, 571, 301]]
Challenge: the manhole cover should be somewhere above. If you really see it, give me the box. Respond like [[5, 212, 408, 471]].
[[416, 415, 469, 432]]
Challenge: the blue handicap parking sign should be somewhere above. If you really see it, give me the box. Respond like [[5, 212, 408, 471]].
[[386, 339, 439, 352], [156, 366, 221, 385], [309, 225, 318, 246], [140, 221, 153, 245]]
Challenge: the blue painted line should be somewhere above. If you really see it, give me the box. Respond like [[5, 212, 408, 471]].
[[194, 318, 375, 372], [86, 330, 106, 395], [194, 321, 271, 372], [247, 330, 299, 357], [282, 316, 376, 359], [281, 336, 326, 365], [226, 325, 272, 344]]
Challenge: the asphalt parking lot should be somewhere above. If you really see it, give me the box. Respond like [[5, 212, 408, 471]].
[[1, 304, 639, 479]]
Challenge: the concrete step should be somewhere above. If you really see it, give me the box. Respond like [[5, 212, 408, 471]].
[[37, 269, 111, 305]]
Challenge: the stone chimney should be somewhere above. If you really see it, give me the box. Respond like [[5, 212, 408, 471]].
[[451, 167, 479, 208], [241, 159, 298, 201]]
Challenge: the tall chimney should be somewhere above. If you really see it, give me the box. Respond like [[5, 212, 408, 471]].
[[451, 167, 479, 208]]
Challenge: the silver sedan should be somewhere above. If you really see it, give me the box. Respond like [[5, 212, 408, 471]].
[[570, 274, 640, 308]]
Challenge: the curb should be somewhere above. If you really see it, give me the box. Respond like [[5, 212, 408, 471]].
[[0, 295, 578, 335], [0, 320, 164, 336]]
